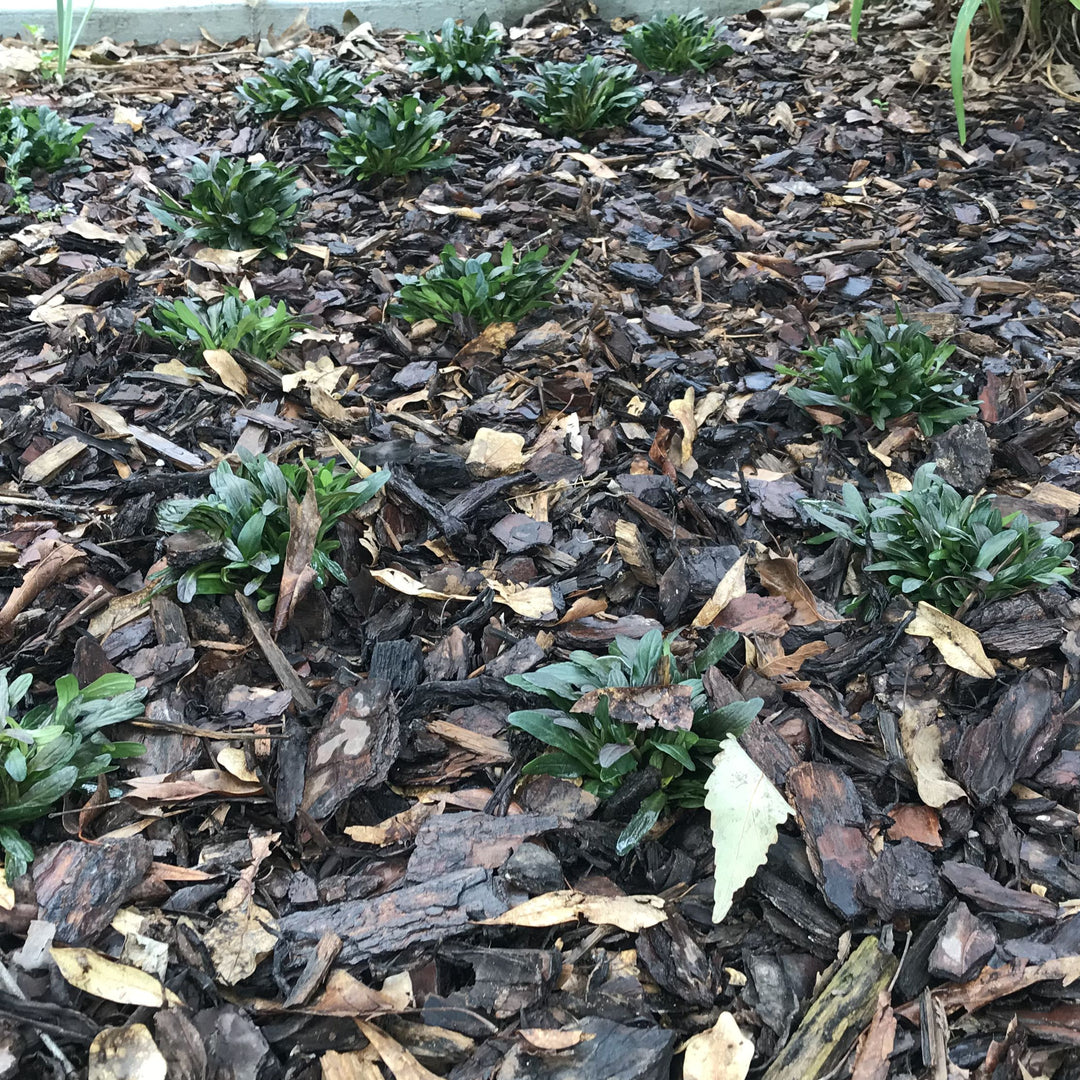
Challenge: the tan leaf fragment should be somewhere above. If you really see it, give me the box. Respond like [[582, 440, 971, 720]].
[[756, 554, 825, 625], [88, 1023, 166, 1080], [204, 900, 278, 986], [683, 1011, 755, 1080], [905, 602, 995, 679], [573, 685, 695, 731], [369, 567, 473, 602], [566, 151, 618, 179], [898, 698, 967, 809], [202, 349, 248, 395], [480, 889, 667, 932], [273, 479, 320, 634], [466, 428, 527, 477], [692, 554, 748, 628], [355, 1020, 444, 1080], [520, 1028, 590, 1050]]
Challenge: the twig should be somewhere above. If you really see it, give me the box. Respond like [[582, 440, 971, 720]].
[[234, 592, 316, 711]]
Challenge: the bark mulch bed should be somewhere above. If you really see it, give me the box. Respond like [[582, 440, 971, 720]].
[[1, 5, 1080, 1078]]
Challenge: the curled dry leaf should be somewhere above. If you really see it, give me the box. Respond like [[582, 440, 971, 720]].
[[481, 889, 667, 932], [756, 554, 826, 625], [693, 554, 747, 628], [572, 684, 695, 731], [904, 602, 995, 679]]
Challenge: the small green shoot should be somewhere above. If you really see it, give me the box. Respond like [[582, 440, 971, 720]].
[[513, 56, 644, 135], [0, 668, 145, 881], [624, 9, 734, 73], [142, 288, 310, 361], [391, 242, 575, 328], [781, 314, 979, 437], [799, 463, 1074, 614], [156, 451, 390, 611], [406, 14, 505, 86], [147, 153, 311, 256], [323, 96, 454, 182], [237, 48, 368, 118], [507, 630, 762, 855]]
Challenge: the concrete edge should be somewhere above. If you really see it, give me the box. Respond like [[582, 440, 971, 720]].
[[1, 0, 761, 44]]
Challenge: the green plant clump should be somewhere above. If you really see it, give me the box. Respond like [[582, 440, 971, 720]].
[[237, 48, 368, 118], [392, 242, 575, 328], [782, 315, 979, 437], [147, 152, 311, 256], [0, 669, 145, 881], [156, 451, 390, 610], [508, 630, 762, 854], [0, 104, 91, 197], [407, 14, 505, 86], [142, 288, 309, 361], [514, 56, 644, 135], [324, 96, 454, 182], [624, 9, 734, 73], [800, 463, 1074, 614]]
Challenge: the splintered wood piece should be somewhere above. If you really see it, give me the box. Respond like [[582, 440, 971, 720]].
[[404, 810, 560, 883], [787, 762, 874, 918], [953, 668, 1058, 805], [762, 936, 898, 1080], [22, 436, 86, 485], [235, 592, 316, 711], [277, 867, 508, 965]]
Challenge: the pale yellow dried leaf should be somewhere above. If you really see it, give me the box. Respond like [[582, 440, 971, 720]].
[[370, 567, 473, 602], [905, 602, 994, 679], [480, 889, 667, 932], [683, 1012, 754, 1080], [692, 554, 747, 628], [466, 428, 527, 477], [51, 947, 182, 1007]]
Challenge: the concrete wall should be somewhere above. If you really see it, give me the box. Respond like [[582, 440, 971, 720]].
[[1, 0, 762, 42]]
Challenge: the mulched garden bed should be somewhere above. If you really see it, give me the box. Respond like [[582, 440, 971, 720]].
[[1, 4, 1080, 1077]]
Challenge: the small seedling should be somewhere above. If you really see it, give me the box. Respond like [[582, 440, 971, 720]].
[[507, 630, 762, 854], [323, 96, 454, 182], [156, 451, 389, 610], [147, 153, 311, 256], [406, 14, 505, 86], [799, 463, 1074, 614], [237, 48, 368, 118], [142, 288, 309, 361], [0, 104, 91, 201], [781, 314, 979, 436], [514, 56, 644, 135], [624, 9, 733, 73], [0, 668, 145, 881], [52, 0, 96, 85], [392, 242, 575, 328]]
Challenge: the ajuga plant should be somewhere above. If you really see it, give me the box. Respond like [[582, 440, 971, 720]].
[[507, 630, 762, 854], [782, 314, 978, 437], [147, 153, 311, 255], [513, 56, 644, 135], [237, 48, 368, 118], [142, 288, 309, 362], [155, 451, 390, 610], [624, 9, 734, 73], [800, 463, 1074, 615], [0, 104, 91, 198], [324, 96, 454, 182], [391, 242, 575, 328], [406, 14, 505, 86], [0, 669, 146, 881]]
